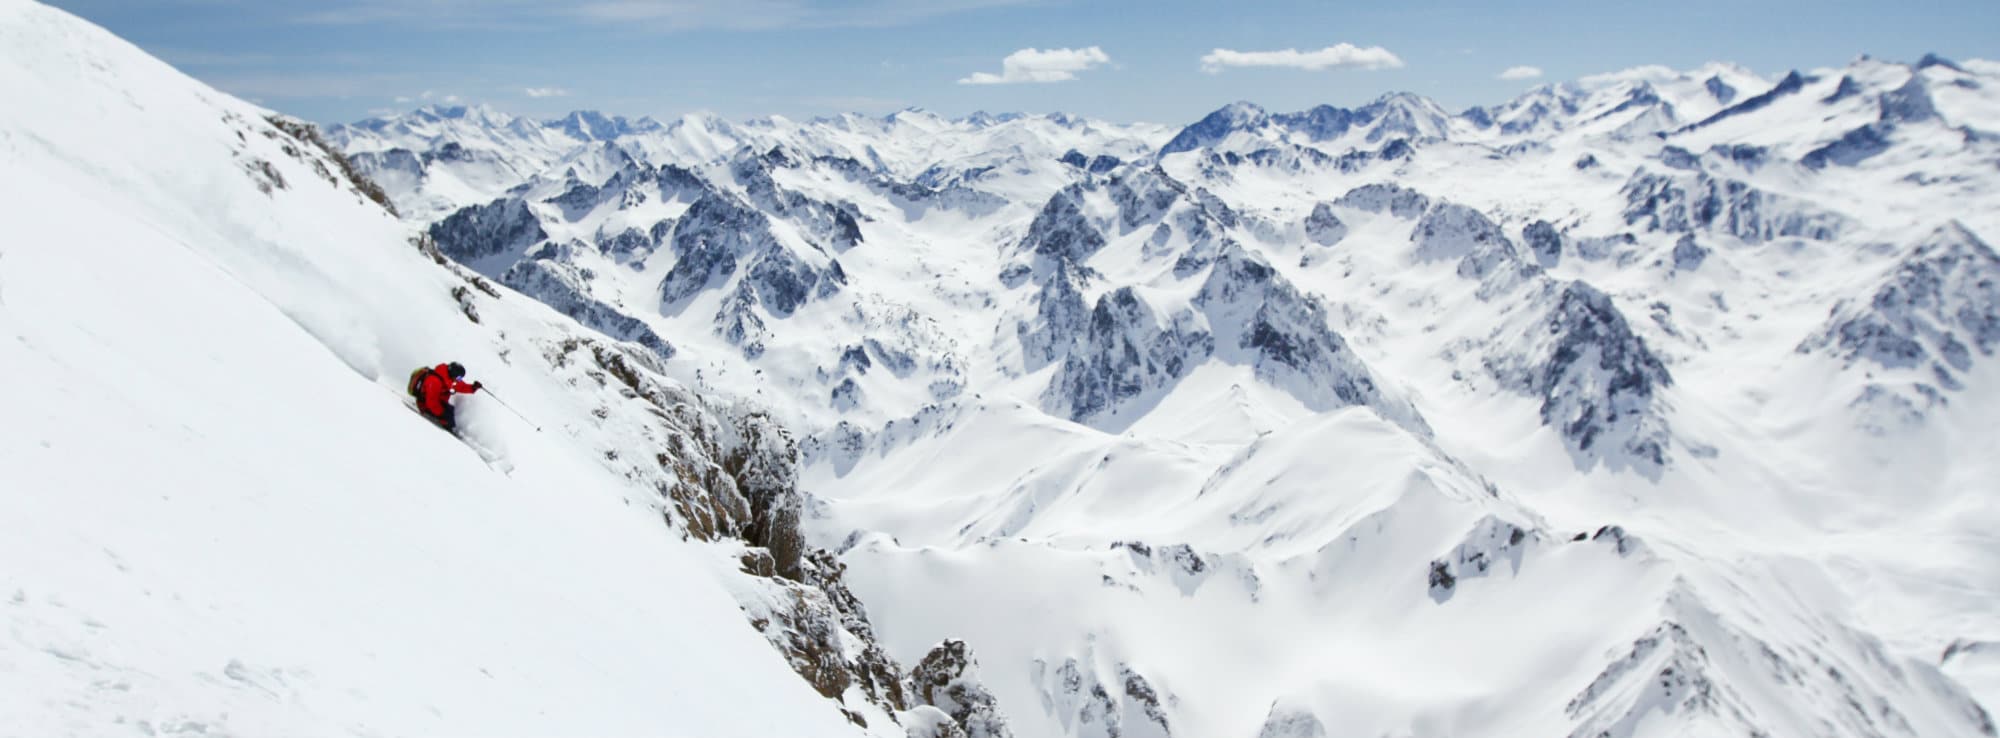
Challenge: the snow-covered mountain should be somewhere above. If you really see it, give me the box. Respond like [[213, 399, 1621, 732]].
[[0, 2, 998, 735], [314, 45, 2000, 738], [8, 0, 2000, 732]]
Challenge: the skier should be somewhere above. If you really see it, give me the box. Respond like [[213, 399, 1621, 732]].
[[408, 361, 482, 432]]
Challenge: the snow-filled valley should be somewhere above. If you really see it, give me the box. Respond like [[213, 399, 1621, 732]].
[[5, 0, 2000, 735]]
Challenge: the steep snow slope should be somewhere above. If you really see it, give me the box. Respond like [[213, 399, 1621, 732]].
[[0, 3, 901, 735], [342, 48, 2000, 738]]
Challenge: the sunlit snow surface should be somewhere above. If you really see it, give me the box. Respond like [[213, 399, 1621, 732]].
[[344, 45, 2000, 737], [0, 2, 891, 735], [5, 0, 1999, 733]]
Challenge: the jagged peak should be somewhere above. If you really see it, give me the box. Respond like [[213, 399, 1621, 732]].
[[1917, 52, 1966, 73]]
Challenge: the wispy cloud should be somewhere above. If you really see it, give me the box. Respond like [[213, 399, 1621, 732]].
[[958, 46, 1110, 85], [1498, 65, 1544, 80], [524, 86, 570, 98], [1199, 43, 1404, 73]]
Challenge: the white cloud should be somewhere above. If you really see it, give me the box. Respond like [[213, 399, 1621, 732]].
[[442, 94, 463, 104], [1199, 43, 1404, 74], [1498, 65, 1544, 81], [420, 90, 436, 100], [524, 87, 571, 98], [958, 46, 1110, 85], [394, 95, 413, 103]]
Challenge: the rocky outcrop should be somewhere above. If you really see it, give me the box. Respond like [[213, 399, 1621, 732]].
[[911, 640, 1013, 738], [1303, 203, 1347, 246], [1801, 222, 2000, 388], [428, 197, 547, 266], [659, 191, 845, 348], [1523, 220, 1563, 267], [499, 259, 674, 363], [733, 154, 866, 251], [1018, 260, 1090, 369], [1108, 166, 1191, 231], [1428, 516, 1540, 603], [1032, 656, 1174, 738], [1333, 182, 1431, 219], [1671, 234, 1710, 272], [1044, 287, 1213, 422], [1492, 281, 1674, 469], [1021, 185, 1106, 265], [1621, 169, 1849, 243], [1413, 202, 1522, 280], [1199, 246, 1409, 423]]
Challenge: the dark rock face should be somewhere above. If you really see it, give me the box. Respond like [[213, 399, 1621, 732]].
[[500, 260, 674, 363], [912, 640, 1013, 738], [659, 193, 762, 307], [1672, 234, 1710, 272], [1021, 186, 1107, 264], [1803, 124, 1893, 169], [745, 245, 840, 317], [1522, 282, 1675, 467], [733, 156, 865, 251], [1705, 75, 1739, 105], [723, 412, 809, 581], [658, 189, 844, 348], [1303, 203, 1347, 246], [1045, 287, 1214, 421], [428, 197, 547, 266], [1659, 146, 1701, 171], [1033, 657, 1174, 738], [1523, 220, 1564, 267], [1334, 182, 1431, 219], [1412, 203, 1522, 281], [1824, 75, 1866, 104], [595, 226, 653, 264], [1060, 149, 1124, 173], [1621, 170, 1849, 243], [1194, 244, 1423, 431], [1109, 167, 1192, 231], [1273, 104, 1362, 141], [1018, 260, 1090, 369], [1879, 76, 1941, 124], [1803, 223, 2000, 383], [1159, 101, 1268, 155], [715, 283, 769, 358], [1709, 143, 1770, 170], [1428, 516, 1538, 603], [544, 175, 602, 219], [1677, 69, 1811, 134]]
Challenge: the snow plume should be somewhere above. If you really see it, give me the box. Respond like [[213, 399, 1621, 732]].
[[958, 46, 1110, 85], [1199, 43, 1404, 73], [524, 86, 570, 98], [1497, 65, 1544, 80]]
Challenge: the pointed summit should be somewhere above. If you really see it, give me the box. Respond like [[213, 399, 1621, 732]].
[[1159, 101, 1269, 155]]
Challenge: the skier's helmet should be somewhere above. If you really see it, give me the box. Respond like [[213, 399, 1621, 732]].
[[447, 362, 467, 379]]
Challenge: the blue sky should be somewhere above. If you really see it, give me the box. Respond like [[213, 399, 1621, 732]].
[[45, 0, 2000, 126]]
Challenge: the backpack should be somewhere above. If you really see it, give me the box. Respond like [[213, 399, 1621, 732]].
[[407, 366, 436, 400]]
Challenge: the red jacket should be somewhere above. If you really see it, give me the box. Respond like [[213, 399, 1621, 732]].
[[417, 364, 478, 415]]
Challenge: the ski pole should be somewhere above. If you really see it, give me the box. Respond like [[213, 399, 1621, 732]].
[[481, 389, 542, 432]]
